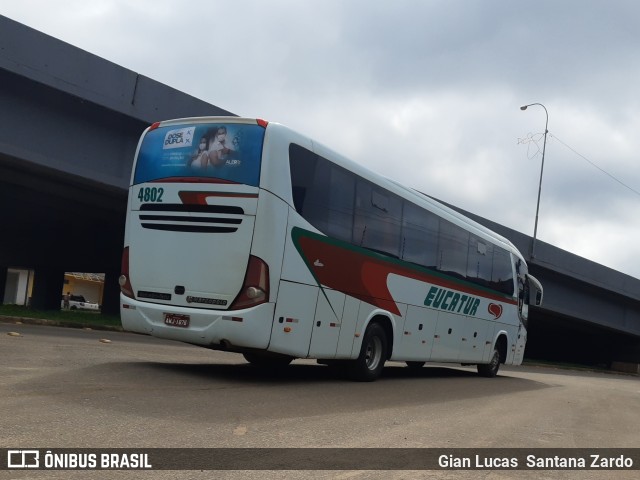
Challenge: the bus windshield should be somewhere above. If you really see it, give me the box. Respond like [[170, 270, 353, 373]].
[[133, 122, 265, 186]]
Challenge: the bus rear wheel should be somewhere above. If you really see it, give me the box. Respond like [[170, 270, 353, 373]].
[[348, 322, 388, 382], [477, 347, 501, 377]]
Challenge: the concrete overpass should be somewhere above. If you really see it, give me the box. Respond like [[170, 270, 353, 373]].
[[0, 15, 231, 315], [1, 16, 639, 367]]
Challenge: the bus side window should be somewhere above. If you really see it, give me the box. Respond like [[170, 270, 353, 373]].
[[401, 201, 439, 269], [438, 221, 469, 280], [353, 180, 402, 257], [467, 235, 493, 288], [289, 143, 317, 215], [290, 143, 356, 243], [326, 166, 355, 243], [491, 248, 515, 296]]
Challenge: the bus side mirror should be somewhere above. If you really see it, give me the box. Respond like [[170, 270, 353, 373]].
[[525, 274, 543, 306]]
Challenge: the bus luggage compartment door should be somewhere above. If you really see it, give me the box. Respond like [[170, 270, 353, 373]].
[[269, 281, 318, 357], [308, 289, 345, 359]]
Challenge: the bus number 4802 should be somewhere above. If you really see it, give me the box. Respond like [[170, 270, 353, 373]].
[[137, 187, 164, 203]]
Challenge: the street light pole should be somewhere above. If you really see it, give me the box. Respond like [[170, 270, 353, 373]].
[[520, 103, 548, 259]]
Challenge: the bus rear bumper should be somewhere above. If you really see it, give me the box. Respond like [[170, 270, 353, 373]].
[[120, 294, 275, 350]]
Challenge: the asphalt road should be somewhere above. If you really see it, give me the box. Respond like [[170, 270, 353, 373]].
[[1, 322, 639, 480]]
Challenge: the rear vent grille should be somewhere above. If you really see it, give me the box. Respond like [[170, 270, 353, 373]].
[[139, 204, 244, 233]]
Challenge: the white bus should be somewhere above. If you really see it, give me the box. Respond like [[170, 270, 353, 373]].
[[120, 117, 543, 381]]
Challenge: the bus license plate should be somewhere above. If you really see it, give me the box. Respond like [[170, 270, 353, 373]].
[[164, 313, 190, 328]]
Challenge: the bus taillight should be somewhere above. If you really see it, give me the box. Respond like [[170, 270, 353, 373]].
[[119, 247, 135, 299], [230, 255, 270, 310]]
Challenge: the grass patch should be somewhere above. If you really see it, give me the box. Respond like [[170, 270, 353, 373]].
[[0, 304, 121, 328]]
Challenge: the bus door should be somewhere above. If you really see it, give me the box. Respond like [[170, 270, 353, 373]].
[[515, 269, 544, 364], [514, 259, 529, 364]]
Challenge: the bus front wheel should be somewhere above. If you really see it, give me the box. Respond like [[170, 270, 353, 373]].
[[348, 322, 388, 382], [477, 347, 501, 377]]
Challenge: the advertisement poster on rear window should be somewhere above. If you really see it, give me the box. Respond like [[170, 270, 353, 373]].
[[134, 123, 265, 186]]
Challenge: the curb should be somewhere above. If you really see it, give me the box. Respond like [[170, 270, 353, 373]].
[[0, 315, 124, 332]]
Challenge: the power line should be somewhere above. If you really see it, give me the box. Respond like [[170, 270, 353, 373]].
[[521, 131, 640, 198], [548, 133, 640, 198]]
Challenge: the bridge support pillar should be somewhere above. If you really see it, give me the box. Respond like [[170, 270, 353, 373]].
[[31, 268, 65, 311]]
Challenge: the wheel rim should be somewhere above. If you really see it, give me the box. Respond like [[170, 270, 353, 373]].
[[365, 336, 382, 370]]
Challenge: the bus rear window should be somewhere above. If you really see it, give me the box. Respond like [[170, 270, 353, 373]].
[[133, 123, 265, 186]]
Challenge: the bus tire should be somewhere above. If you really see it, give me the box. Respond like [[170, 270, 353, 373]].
[[348, 322, 388, 382], [477, 347, 501, 377], [243, 351, 293, 368], [406, 361, 425, 369]]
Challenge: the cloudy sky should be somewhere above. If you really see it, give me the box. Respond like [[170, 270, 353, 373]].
[[4, 0, 640, 278]]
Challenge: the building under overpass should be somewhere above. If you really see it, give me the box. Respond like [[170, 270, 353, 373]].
[[1, 16, 639, 368]]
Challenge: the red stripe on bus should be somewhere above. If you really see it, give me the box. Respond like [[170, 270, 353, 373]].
[[178, 191, 258, 205], [294, 229, 517, 317]]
